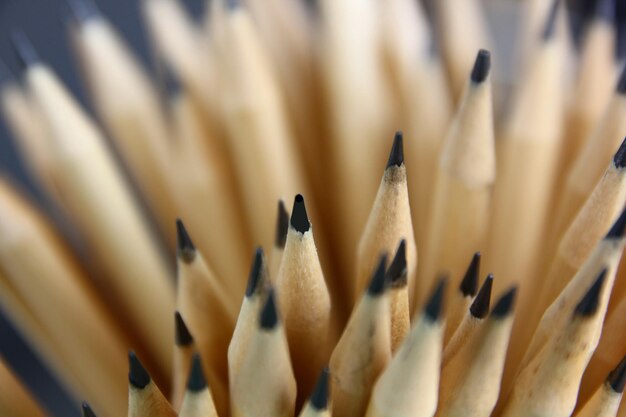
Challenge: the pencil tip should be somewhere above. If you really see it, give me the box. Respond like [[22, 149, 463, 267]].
[[174, 311, 193, 346], [470, 274, 493, 319], [226, 0, 240, 10], [386, 240, 407, 288], [368, 255, 388, 296], [11, 31, 39, 69], [245, 247, 267, 298], [424, 277, 447, 321], [67, 0, 100, 24], [290, 194, 310, 233], [128, 351, 151, 389], [187, 353, 207, 392], [310, 367, 330, 410], [470, 49, 491, 83], [176, 219, 196, 263], [612, 137, 626, 169], [605, 207, 626, 239], [574, 269, 607, 317], [459, 252, 481, 297], [618, 65, 626, 94], [608, 355, 626, 393], [259, 288, 278, 329], [160, 64, 181, 101], [386, 131, 404, 169], [541, 0, 560, 40], [491, 286, 518, 318], [81, 402, 97, 417], [275, 200, 289, 248]]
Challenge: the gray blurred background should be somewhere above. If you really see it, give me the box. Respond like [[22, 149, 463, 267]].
[[0, 0, 623, 416]]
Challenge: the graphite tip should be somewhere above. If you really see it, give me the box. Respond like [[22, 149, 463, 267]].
[[310, 367, 330, 410], [607, 355, 626, 393], [491, 286, 518, 318], [187, 353, 207, 392], [275, 200, 289, 248], [82, 402, 97, 417], [470, 274, 493, 319], [368, 255, 388, 296], [175, 311, 193, 346], [459, 252, 481, 297], [470, 49, 491, 83], [260, 288, 279, 329], [128, 351, 151, 389], [606, 207, 626, 239], [541, 0, 560, 40], [290, 194, 310, 233], [613, 137, 626, 169], [245, 247, 267, 298], [424, 277, 447, 321], [386, 240, 407, 288], [176, 219, 196, 263], [574, 268, 607, 317], [11, 31, 39, 69], [386, 131, 404, 169]]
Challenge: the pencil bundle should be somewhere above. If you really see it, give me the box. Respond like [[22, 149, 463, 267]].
[[0, 0, 625, 417]]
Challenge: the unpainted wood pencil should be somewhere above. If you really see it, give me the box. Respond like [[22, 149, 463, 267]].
[[299, 368, 331, 417], [171, 312, 195, 411], [576, 356, 626, 417], [175, 220, 234, 417], [230, 289, 297, 417], [128, 352, 177, 417], [275, 194, 331, 407], [442, 274, 493, 367], [365, 278, 446, 417], [437, 288, 517, 417], [330, 256, 391, 417], [444, 252, 480, 345], [355, 132, 417, 303], [178, 354, 219, 417], [419, 49, 495, 303], [16, 33, 174, 377]]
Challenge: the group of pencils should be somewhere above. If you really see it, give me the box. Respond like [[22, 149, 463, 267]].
[[0, 0, 625, 416]]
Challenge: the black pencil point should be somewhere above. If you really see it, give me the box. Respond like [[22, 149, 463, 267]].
[[605, 207, 626, 239], [175, 311, 193, 346], [368, 255, 388, 296], [574, 269, 607, 317], [290, 194, 310, 233], [613, 137, 626, 169], [424, 277, 447, 321], [11, 31, 39, 69], [160, 64, 181, 101], [245, 247, 267, 298], [459, 252, 481, 297], [386, 240, 407, 288], [386, 131, 404, 169], [275, 200, 289, 248], [187, 353, 207, 392], [541, 0, 560, 40], [310, 367, 330, 410], [491, 286, 517, 318], [128, 351, 151, 389], [176, 219, 196, 263], [470, 274, 493, 319], [618, 65, 626, 94], [67, 0, 100, 24], [259, 288, 278, 329], [607, 355, 626, 393], [470, 49, 491, 83], [82, 402, 97, 417]]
